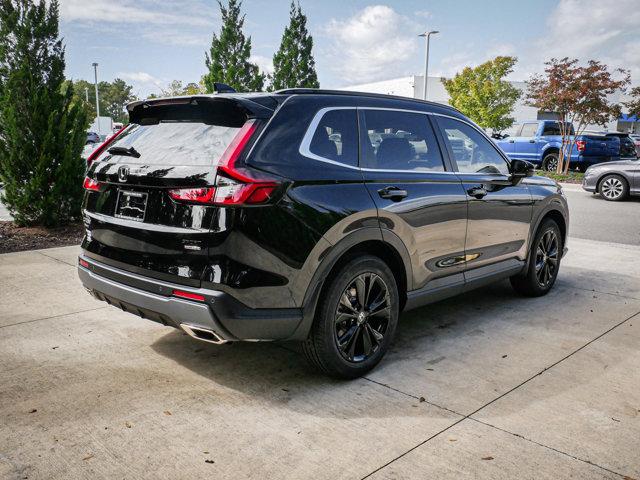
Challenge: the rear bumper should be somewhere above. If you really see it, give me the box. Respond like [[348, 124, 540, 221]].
[[77, 255, 303, 343]]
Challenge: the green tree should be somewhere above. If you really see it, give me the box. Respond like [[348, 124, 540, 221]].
[[203, 0, 264, 93], [527, 58, 629, 173], [624, 86, 640, 117], [72, 78, 136, 124], [148, 79, 205, 98], [270, 1, 319, 91], [0, 0, 88, 227], [441, 56, 521, 133], [101, 78, 136, 123]]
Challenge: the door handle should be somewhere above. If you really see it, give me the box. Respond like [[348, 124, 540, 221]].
[[508, 140, 515, 143], [467, 186, 487, 199], [378, 186, 408, 201], [529, 139, 536, 143]]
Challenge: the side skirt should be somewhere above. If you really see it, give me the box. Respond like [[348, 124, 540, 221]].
[[404, 259, 526, 312]]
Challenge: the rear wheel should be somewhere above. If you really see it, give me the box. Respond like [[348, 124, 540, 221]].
[[542, 152, 559, 172], [599, 174, 628, 201], [510, 219, 562, 297], [303, 255, 399, 379]]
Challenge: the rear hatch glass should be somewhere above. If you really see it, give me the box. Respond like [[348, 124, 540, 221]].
[[94, 122, 240, 167]]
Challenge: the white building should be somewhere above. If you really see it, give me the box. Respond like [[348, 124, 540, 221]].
[[342, 75, 637, 134]]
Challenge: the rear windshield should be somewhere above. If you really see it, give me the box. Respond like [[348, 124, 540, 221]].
[[96, 122, 240, 166]]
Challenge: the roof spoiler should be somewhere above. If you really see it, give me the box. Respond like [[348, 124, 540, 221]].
[[126, 95, 274, 126]]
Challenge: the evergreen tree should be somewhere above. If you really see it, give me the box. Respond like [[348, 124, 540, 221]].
[[270, 1, 319, 91], [0, 0, 88, 226], [203, 0, 264, 93]]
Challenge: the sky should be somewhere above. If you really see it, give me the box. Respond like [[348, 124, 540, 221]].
[[60, 0, 640, 98]]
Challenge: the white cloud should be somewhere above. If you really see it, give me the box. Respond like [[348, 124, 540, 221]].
[[142, 30, 209, 47], [118, 71, 164, 96], [59, 0, 213, 27], [251, 55, 274, 76], [323, 5, 419, 84], [527, 0, 640, 82]]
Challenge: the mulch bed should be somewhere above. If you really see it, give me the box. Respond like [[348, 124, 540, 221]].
[[0, 221, 84, 254]]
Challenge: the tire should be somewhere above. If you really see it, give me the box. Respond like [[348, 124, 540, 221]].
[[302, 255, 399, 379], [510, 219, 562, 297], [577, 163, 588, 173], [598, 174, 628, 201], [542, 152, 559, 172]]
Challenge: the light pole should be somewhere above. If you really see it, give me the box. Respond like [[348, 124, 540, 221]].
[[92, 62, 100, 136], [418, 30, 439, 100]]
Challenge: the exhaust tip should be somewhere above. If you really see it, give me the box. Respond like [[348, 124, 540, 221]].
[[180, 324, 228, 345]]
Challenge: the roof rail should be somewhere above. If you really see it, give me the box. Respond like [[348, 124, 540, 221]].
[[274, 88, 458, 111]]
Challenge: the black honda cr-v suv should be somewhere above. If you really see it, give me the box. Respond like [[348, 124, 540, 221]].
[[78, 89, 569, 378]]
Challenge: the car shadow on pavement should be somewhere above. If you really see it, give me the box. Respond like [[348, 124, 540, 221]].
[[150, 271, 633, 417]]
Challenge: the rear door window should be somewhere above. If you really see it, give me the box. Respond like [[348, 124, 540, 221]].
[[360, 109, 445, 171], [305, 109, 358, 167], [96, 122, 240, 166]]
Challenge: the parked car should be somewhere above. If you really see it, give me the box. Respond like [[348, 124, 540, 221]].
[[582, 157, 640, 201], [86, 131, 100, 144], [628, 133, 640, 157], [495, 121, 620, 171], [604, 132, 638, 159], [77, 90, 569, 378]]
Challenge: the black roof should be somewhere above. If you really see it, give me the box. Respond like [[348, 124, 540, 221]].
[[275, 88, 459, 112]]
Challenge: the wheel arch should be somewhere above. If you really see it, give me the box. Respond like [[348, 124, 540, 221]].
[[289, 229, 412, 341]]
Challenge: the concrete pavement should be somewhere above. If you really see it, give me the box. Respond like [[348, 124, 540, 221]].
[[1, 238, 639, 480]]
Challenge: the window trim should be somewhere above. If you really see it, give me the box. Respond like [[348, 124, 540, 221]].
[[299, 105, 511, 175]]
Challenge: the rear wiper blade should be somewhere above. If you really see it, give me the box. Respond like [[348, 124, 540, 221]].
[[107, 146, 141, 158]]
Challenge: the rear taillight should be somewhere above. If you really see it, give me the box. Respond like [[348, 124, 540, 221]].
[[576, 140, 586, 152], [168, 187, 216, 204], [86, 125, 128, 167], [83, 176, 100, 191], [213, 120, 277, 205]]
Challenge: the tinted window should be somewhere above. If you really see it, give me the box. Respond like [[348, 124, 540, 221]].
[[360, 110, 444, 171], [520, 123, 539, 137], [97, 122, 240, 166], [542, 122, 574, 136], [438, 117, 509, 175], [308, 109, 358, 167]]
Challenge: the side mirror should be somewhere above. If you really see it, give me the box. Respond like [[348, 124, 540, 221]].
[[510, 159, 534, 183]]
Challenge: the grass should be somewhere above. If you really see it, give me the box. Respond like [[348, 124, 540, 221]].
[[535, 170, 584, 184]]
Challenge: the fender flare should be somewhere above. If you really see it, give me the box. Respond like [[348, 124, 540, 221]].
[[287, 227, 412, 341], [528, 199, 568, 254]]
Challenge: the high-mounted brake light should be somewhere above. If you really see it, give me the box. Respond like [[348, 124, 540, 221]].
[[86, 124, 128, 167], [172, 290, 206, 302], [168, 187, 216, 204], [576, 140, 586, 152], [83, 176, 100, 191]]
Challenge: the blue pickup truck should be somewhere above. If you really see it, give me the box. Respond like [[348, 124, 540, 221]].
[[495, 121, 620, 171]]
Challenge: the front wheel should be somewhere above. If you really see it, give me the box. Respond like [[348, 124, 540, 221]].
[[510, 219, 562, 297], [302, 255, 399, 379]]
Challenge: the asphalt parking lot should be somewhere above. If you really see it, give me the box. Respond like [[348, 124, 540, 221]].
[[1, 189, 639, 479]]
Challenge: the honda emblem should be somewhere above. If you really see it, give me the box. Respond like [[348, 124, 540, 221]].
[[118, 166, 129, 183]]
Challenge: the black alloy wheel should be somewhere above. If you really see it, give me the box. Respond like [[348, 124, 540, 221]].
[[334, 272, 391, 363], [303, 255, 399, 379], [510, 218, 562, 297], [534, 229, 559, 288]]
